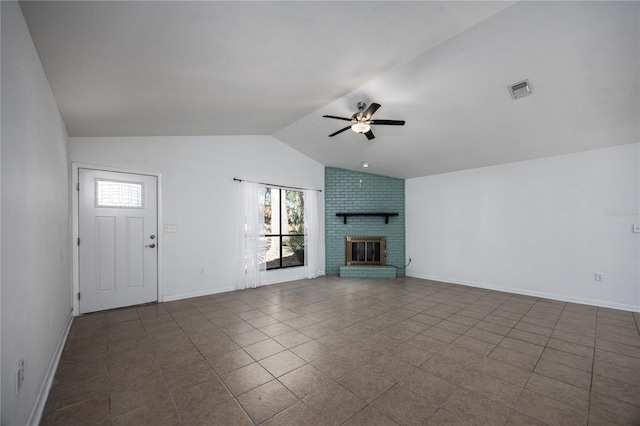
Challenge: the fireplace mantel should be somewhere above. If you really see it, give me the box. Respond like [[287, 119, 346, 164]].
[[335, 212, 399, 224]]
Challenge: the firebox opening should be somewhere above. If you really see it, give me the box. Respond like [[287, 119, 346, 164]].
[[346, 236, 387, 266]]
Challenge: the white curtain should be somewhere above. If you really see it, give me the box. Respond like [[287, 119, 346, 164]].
[[235, 182, 266, 290], [304, 189, 321, 279]]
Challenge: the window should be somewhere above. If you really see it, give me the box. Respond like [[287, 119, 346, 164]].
[[263, 188, 304, 269], [95, 179, 144, 208]]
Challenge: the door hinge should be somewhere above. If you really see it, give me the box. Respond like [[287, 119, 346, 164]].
[[76, 183, 80, 191], [77, 238, 80, 246], [77, 293, 81, 301]]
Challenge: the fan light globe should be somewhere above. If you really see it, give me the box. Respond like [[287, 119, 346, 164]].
[[351, 122, 371, 134]]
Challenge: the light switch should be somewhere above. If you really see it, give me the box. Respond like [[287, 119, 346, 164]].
[[164, 224, 177, 233], [633, 224, 640, 233]]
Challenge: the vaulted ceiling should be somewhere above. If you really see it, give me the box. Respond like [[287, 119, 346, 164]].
[[20, 1, 639, 178]]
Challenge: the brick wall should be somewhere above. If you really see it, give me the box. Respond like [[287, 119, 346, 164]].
[[325, 167, 405, 275]]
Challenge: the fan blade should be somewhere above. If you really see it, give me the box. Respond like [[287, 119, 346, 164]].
[[363, 103, 381, 120], [364, 130, 375, 140], [329, 126, 352, 137], [323, 115, 352, 122], [371, 119, 405, 126]]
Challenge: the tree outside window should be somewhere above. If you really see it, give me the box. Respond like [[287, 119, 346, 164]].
[[263, 188, 304, 269]]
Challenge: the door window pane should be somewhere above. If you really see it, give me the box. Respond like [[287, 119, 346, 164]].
[[95, 179, 144, 208]]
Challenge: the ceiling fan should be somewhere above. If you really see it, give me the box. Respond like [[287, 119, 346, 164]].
[[323, 102, 405, 140]]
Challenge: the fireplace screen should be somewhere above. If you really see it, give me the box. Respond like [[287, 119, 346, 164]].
[[346, 236, 386, 266]]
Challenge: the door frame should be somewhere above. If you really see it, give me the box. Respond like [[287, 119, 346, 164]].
[[71, 163, 163, 316]]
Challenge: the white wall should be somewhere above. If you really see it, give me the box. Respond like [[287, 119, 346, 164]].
[[406, 144, 640, 312], [70, 135, 325, 301], [1, 2, 72, 425]]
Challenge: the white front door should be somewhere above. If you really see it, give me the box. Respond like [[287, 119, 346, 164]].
[[78, 168, 158, 314]]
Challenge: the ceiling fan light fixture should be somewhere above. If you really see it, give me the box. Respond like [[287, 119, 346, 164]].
[[351, 122, 371, 134], [323, 101, 405, 140]]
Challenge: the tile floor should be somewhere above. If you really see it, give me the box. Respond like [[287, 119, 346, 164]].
[[41, 276, 640, 425]]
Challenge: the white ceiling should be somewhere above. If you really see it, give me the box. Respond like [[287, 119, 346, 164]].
[[19, 1, 639, 179]]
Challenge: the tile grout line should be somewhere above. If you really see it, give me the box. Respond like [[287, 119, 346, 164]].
[[497, 296, 560, 425], [586, 307, 601, 426], [183, 304, 259, 425]]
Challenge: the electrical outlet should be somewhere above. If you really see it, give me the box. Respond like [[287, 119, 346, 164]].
[[16, 359, 24, 394], [594, 273, 604, 282]]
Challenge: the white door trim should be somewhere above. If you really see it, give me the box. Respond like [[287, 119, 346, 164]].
[[71, 162, 163, 316]]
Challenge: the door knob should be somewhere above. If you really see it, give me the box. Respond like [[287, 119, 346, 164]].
[[145, 243, 156, 248]]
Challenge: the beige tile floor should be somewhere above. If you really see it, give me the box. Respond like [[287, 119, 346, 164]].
[[42, 276, 640, 425]]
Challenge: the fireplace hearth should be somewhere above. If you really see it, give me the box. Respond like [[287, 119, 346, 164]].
[[346, 236, 386, 266]]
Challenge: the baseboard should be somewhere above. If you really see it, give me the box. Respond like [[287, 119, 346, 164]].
[[261, 273, 308, 286], [406, 272, 640, 313], [28, 312, 74, 426], [254, 271, 326, 287], [161, 272, 326, 303], [162, 285, 235, 302]]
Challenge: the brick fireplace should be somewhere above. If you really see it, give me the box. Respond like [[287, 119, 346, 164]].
[[324, 167, 405, 277]]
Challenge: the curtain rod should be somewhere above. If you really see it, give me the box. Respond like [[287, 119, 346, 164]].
[[233, 178, 322, 192]]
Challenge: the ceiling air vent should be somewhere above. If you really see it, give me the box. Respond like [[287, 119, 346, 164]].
[[509, 79, 532, 100]]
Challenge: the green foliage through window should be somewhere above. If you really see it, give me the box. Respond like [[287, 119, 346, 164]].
[[263, 188, 304, 269]]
